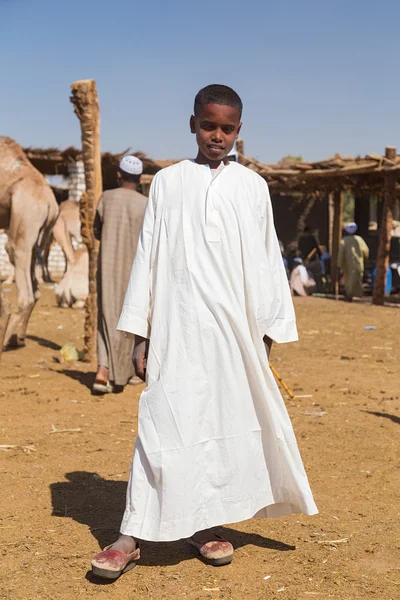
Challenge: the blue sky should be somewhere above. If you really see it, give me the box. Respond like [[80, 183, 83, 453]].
[[1, 0, 399, 163]]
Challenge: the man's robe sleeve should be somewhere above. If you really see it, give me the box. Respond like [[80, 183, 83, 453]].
[[260, 179, 298, 344], [117, 179, 156, 339]]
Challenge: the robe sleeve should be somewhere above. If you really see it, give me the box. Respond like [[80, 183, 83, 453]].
[[260, 179, 298, 344], [116, 179, 156, 339]]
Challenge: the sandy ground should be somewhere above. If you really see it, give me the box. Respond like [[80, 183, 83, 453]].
[[1, 284, 399, 600]]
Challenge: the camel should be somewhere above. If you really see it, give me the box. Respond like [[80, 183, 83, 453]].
[[0, 136, 59, 349], [48, 199, 82, 273], [3, 200, 82, 284], [55, 245, 88, 309]]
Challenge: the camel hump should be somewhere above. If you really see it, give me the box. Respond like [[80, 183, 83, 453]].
[[0, 136, 31, 166], [0, 136, 51, 190]]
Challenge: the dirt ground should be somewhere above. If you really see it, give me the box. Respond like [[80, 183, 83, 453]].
[[1, 284, 399, 600]]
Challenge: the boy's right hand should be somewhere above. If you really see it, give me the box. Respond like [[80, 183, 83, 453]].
[[133, 337, 149, 382]]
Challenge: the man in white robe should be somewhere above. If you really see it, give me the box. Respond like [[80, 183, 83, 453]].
[[91, 85, 317, 579]]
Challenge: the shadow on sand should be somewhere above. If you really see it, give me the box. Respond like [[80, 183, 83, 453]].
[[50, 471, 295, 580], [52, 369, 95, 391], [364, 410, 400, 425], [26, 334, 61, 351]]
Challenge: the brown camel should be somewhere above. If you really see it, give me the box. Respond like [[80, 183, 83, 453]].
[[48, 199, 82, 273], [4, 200, 81, 284], [0, 136, 59, 349], [55, 245, 88, 309]]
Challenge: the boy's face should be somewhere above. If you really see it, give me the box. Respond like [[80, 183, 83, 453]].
[[190, 103, 242, 163]]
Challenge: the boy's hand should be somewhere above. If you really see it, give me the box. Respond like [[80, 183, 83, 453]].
[[133, 336, 149, 382], [263, 335, 273, 360]]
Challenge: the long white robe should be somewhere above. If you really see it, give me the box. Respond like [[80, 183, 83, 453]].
[[118, 160, 318, 542]]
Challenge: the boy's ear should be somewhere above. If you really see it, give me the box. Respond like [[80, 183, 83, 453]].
[[236, 122, 243, 138], [190, 115, 196, 134]]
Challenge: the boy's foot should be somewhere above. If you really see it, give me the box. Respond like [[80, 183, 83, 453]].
[[188, 529, 234, 566], [91, 535, 140, 580], [128, 376, 143, 386]]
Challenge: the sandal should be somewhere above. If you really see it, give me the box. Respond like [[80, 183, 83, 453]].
[[187, 531, 234, 566], [91, 542, 140, 579], [92, 380, 114, 395], [128, 376, 143, 386]]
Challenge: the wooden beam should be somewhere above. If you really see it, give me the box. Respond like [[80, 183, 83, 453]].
[[0, 281, 10, 358], [330, 190, 343, 298], [372, 146, 397, 305], [70, 79, 102, 362]]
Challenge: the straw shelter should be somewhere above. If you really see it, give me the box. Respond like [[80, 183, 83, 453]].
[[23, 140, 399, 306]]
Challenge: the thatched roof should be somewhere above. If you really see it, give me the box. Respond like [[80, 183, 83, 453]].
[[23, 146, 178, 177], [23, 144, 399, 195], [240, 151, 400, 194]]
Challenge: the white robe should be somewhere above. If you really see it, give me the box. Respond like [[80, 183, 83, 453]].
[[118, 160, 318, 542]]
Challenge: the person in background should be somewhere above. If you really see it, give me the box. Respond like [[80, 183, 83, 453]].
[[290, 257, 317, 296], [92, 156, 147, 394], [338, 222, 369, 302]]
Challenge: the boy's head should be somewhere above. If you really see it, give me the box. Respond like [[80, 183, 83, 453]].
[[117, 155, 143, 186], [190, 84, 243, 164]]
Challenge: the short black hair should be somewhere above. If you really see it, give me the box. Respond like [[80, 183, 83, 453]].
[[118, 168, 141, 184], [194, 84, 243, 118]]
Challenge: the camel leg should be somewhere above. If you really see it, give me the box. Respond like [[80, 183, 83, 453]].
[[4, 265, 15, 284], [0, 280, 11, 354], [15, 247, 41, 341], [4, 247, 35, 347], [53, 216, 75, 272]]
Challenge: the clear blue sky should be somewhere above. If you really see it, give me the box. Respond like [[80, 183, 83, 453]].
[[1, 0, 399, 163]]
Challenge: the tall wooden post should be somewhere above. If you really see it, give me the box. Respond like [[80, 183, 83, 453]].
[[328, 192, 334, 255], [70, 80, 102, 362], [0, 281, 10, 358], [373, 146, 397, 305], [330, 189, 343, 298]]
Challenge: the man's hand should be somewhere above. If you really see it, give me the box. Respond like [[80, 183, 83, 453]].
[[133, 336, 149, 382], [263, 335, 273, 361]]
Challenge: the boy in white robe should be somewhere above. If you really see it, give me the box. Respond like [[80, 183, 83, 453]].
[[91, 84, 318, 579]]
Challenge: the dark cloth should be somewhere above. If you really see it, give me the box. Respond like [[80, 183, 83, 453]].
[[298, 233, 321, 261]]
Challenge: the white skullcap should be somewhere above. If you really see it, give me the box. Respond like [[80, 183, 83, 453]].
[[345, 222, 358, 235], [119, 155, 143, 175]]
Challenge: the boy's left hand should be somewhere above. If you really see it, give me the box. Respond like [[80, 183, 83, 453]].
[[133, 336, 149, 382]]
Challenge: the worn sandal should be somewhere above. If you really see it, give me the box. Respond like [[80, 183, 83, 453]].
[[91, 542, 140, 579], [92, 380, 114, 395], [128, 376, 143, 386], [187, 531, 234, 566]]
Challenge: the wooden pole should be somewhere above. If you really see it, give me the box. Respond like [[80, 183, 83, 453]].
[[328, 192, 334, 255], [70, 79, 102, 362], [0, 281, 10, 358], [373, 146, 397, 305], [269, 364, 295, 399], [330, 190, 343, 298]]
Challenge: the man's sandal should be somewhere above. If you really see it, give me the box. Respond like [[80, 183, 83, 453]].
[[91, 543, 140, 579], [128, 376, 143, 386], [92, 380, 114, 395], [187, 531, 234, 566]]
